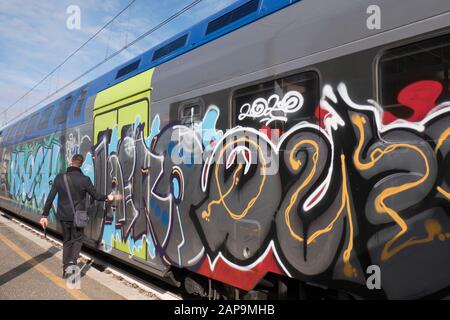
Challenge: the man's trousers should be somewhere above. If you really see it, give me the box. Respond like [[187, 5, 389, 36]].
[[60, 221, 84, 270]]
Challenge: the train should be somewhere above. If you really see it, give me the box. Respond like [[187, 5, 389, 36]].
[[1, 0, 449, 299]]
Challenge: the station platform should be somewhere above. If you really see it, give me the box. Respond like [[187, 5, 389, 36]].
[[0, 213, 159, 300]]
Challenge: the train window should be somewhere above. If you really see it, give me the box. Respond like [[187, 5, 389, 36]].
[[38, 105, 55, 130], [16, 118, 28, 141], [8, 126, 17, 143], [233, 71, 319, 133], [73, 88, 88, 119], [25, 113, 40, 137], [4, 127, 12, 144], [116, 60, 140, 79], [1, 128, 7, 144], [5, 128, 11, 144], [11, 125, 19, 143], [179, 102, 202, 126], [53, 96, 73, 125], [120, 124, 134, 138], [152, 34, 188, 62], [206, 0, 260, 35], [379, 33, 450, 122], [97, 130, 108, 143]]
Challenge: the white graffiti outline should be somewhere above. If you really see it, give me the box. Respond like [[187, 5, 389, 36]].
[[187, 246, 205, 265], [205, 240, 292, 278], [238, 91, 304, 126], [176, 206, 185, 267], [148, 149, 173, 248], [337, 83, 450, 135], [107, 154, 126, 223], [200, 119, 338, 214], [147, 120, 208, 265]]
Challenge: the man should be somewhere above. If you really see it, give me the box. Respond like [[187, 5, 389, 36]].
[[40, 154, 115, 278]]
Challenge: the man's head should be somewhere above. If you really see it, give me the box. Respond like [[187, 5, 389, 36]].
[[71, 154, 84, 168]]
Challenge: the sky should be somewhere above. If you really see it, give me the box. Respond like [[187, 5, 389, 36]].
[[0, 0, 239, 128]]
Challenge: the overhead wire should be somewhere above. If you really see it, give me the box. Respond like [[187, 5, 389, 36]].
[[3, 0, 204, 128], [3, 0, 137, 114]]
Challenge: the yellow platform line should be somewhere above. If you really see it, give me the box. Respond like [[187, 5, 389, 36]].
[[0, 232, 91, 300]]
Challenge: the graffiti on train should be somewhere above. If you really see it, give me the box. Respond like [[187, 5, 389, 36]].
[[238, 90, 304, 125], [2, 80, 449, 295], [78, 81, 450, 295], [7, 134, 64, 220], [85, 107, 224, 262]]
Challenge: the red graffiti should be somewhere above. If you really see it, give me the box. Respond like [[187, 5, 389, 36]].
[[196, 247, 283, 291], [259, 125, 271, 140], [315, 105, 330, 128], [383, 80, 443, 124], [259, 125, 281, 142]]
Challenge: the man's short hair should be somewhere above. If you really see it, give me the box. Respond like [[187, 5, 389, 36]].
[[71, 154, 84, 167]]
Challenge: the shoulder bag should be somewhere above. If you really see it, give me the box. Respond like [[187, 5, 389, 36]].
[[63, 174, 89, 228]]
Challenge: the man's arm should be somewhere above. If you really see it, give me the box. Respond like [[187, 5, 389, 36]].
[[42, 179, 58, 217], [85, 178, 108, 202]]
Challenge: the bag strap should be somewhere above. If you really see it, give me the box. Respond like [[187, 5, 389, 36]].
[[63, 174, 77, 215], [67, 175, 82, 210]]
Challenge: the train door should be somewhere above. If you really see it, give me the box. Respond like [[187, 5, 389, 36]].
[[90, 69, 155, 263]]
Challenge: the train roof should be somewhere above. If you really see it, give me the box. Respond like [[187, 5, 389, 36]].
[[0, 0, 300, 146]]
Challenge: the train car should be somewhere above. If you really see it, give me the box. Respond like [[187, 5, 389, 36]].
[[0, 0, 449, 299]]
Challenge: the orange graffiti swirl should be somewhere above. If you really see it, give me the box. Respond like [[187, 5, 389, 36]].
[[202, 137, 266, 221], [352, 114, 436, 261]]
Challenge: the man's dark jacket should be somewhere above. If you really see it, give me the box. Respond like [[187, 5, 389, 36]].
[[42, 166, 107, 221]]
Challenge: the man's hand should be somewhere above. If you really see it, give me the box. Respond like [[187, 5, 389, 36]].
[[107, 192, 123, 202], [40, 217, 48, 229]]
